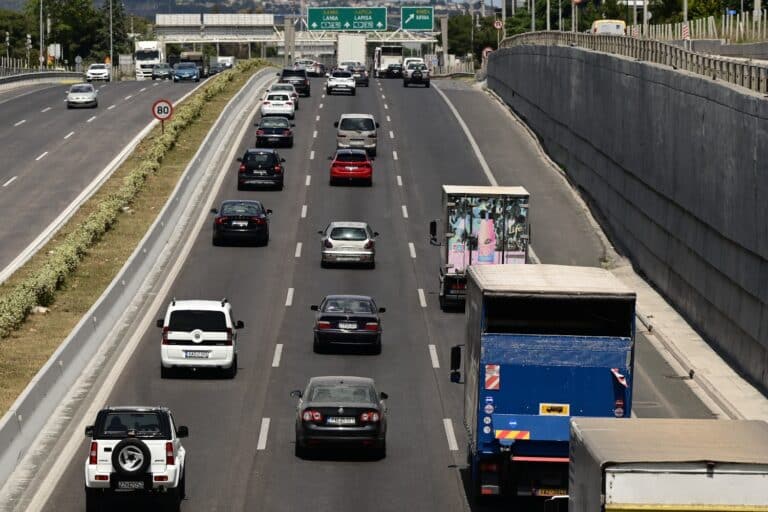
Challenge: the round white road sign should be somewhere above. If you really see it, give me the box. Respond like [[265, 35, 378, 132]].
[[152, 99, 174, 121], [494, 19, 503, 30]]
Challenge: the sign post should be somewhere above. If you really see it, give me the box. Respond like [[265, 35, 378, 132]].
[[494, 19, 503, 48], [152, 99, 174, 134], [401, 7, 434, 31], [307, 7, 387, 31]]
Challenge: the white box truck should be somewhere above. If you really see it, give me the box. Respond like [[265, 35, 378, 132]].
[[568, 418, 768, 512], [336, 33, 367, 69], [134, 41, 163, 79]]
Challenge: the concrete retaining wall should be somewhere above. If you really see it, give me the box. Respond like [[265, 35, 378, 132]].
[[488, 45, 768, 390]]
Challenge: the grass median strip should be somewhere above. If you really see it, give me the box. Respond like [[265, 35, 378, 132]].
[[0, 60, 267, 415]]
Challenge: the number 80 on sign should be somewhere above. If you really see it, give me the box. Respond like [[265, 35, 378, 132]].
[[152, 99, 173, 121]]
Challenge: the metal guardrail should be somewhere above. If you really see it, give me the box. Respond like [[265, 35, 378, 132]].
[[0, 70, 83, 87], [499, 31, 768, 94]]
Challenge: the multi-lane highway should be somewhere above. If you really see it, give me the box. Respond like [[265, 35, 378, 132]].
[[29, 75, 714, 511], [0, 79, 198, 275]]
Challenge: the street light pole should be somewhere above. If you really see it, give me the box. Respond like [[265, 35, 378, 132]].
[[39, 0, 43, 69], [109, 0, 113, 81]]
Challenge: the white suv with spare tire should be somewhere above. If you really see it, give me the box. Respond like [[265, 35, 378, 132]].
[[157, 298, 243, 378], [84, 406, 188, 512]]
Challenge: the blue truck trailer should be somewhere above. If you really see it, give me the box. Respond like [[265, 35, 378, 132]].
[[450, 264, 636, 504]]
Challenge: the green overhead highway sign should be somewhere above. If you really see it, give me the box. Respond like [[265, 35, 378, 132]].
[[400, 6, 434, 31], [307, 7, 387, 32]]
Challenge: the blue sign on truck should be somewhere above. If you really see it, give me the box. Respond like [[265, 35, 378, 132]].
[[450, 264, 636, 502]]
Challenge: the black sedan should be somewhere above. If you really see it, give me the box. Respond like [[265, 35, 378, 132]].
[[311, 295, 384, 354], [255, 116, 294, 148], [211, 200, 271, 246], [237, 148, 286, 191], [292, 376, 388, 459], [386, 64, 403, 79], [351, 65, 369, 86]]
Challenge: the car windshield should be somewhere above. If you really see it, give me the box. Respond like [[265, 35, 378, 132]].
[[90, 64, 106, 69], [244, 152, 276, 164], [322, 298, 375, 313], [267, 94, 290, 101], [168, 310, 227, 332], [260, 118, 290, 128], [154, 64, 169, 69], [281, 69, 306, 77], [335, 152, 368, 163], [98, 412, 167, 438], [329, 227, 368, 240], [332, 71, 352, 78], [408, 63, 427, 70], [221, 202, 263, 216], [70, 85, 93, 93], [339, 118, 375, 131], [308, 384, 376, 403]]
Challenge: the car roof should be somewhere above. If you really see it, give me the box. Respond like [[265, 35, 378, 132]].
[[221, 199, 263, 206], [259, 116, 290, 123], [328, 221, 369, 229], [167, 299, 230, 311], [103, 406, 170, 413], [322, 294, 374, 301], [334, 149, 368, 157], [338, 113, 375, 120], [245, 148, 277, 154], [308, 376, 375, 386]]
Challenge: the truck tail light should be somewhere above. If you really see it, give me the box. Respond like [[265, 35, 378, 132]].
[[165, 442, 174, 465], [359, 410, 380, 423], [364, 322, 379, 331], [89, 442, 98, 464], [161, 327, 169, 345], [225, 327, 233, 346], [302, 409, 323, 423]]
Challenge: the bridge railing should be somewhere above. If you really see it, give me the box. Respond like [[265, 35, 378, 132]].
[[499, 31, 768, 94]]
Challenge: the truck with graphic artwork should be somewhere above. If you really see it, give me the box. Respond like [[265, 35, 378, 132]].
[[429, 185, 530, 311], [449, 264, 636, 504]]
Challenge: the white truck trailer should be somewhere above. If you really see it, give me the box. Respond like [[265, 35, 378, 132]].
[[336, 33, 367, 69], [568, 417, 768, 512], [134, 41, 163, 79]]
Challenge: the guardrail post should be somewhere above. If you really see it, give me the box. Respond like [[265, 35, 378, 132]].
[[760, 66, 767, 93]]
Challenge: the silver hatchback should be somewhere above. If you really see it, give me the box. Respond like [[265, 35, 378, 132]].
[[335, 114, 379, 157], [319, 221, 378, 269]]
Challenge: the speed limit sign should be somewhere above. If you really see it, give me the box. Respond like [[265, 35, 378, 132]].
[[494, 19, 503, 30], [152, 99, 173, 121]]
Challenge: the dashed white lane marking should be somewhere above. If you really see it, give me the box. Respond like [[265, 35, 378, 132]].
[[408, 242, 416, 258], [140, 87, 147, 92], [295, 242, 303, 258], [2, 176, 17, 187], [64, 131, 75, 140], [401, 205, 409, 218], [309, 150, 315, 160], [305, 175, 311, 186], [386, 115, 391, 122], [429, 345, 440, 368], [107, 104, 116, 110], [13, 120, 25, 126], [40, 107, 51, 113], [384, 103, 389, 109], [418, 288, 427, 308], [257, 418, 271, 450], [389, 130, 394, 139], [301, 204, 307, 218], [86, 116, 96, 123], [272, 344, 283, 368], [382, 94, 386, 99], [285, 288, 295, 307], [124, 95, 132, 100], [316, 115, 320, 122], [313, 130, 317, 138], [319, 103, 324, 109], [35, 151, 48, 161], [392, 150, 398, 161], [153, 83, 159, 87], [443, 419, 459, 451], [396, 175, 402, 187]]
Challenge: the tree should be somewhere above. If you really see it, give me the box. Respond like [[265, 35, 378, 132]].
[[91, 0, 131, 62], [23, 0, 98, 63], [0, 8, 32, 60]]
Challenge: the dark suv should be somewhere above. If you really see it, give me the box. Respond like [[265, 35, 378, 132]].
[[237, 148, 286, 190], [278, 68, 311, 97]]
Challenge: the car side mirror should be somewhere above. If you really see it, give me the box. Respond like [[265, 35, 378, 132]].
[[266, 209, 273, 215], [378, 307, 386, 313], [85, 425, 94, 437], [291, 123, 296, 127], [373, 232, 379, 237], [375, 122, 380, 128], [156, 319, 164, 328], [254, 122, 259, 126], [333, 121, 339, 127], [281, 158, 286, 163], [210, 208, 218, 214], [290, 390, 303, 399], [380, 392, 388, 400], [176, 426, 189, 438], [235, 320, 244, 329], [317, 230, 324, 235], [276, 72, 280, 76], [310, 305, 319, 311], [236, 157, 243, 163], [450, 345, 462, 383]]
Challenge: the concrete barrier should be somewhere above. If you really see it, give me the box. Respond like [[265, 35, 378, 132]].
[[488, 45, 768, 392]]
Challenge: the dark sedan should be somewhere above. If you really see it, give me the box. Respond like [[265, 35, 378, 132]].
[[211, 200, 271, 246], [311, 295, 385, 354], [351, 65, 369, 86], [173, 62, 199, 82], [151, 63, 172, 80], [237, 148, 285, 191], [208, 62, 226, 76], [292, 376, 388, 459], [386, 63, 403, 78], [255, 116, 294, 147]]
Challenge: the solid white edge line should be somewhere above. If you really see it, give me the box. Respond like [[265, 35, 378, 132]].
[[285, 287, 294, 307], [429, 345, 440, 368], [443, 418, 459, 451], [305, 174, 311, 186], [408, 242, 416, 258], [35, 151, 48, 161], [418, 288, 427, 308], [301, 204, 307, 218], [432, 83, 498, 186], [14, 120, 26, 126], [309, 150, 315, 160], [295, 242, 302, 258], [63, 131, 74, 140], [256, 418, 271, 450], [396, 175, 402, 186], [392, 150, 398, 161], [389, 130, 394, 139], [401, 205, 408, 218], [2, 176, 18, 187], [271, 345, 283, 368]]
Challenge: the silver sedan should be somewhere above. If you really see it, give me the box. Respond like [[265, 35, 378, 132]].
[[66, 83, 98, 109], [318, 221, 378, 269]]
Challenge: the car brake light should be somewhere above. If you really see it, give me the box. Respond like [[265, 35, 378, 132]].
[[161, 326, 169, 345], [89, 442, 98, 464], [274, 165, 283, 173], [302, 409, 323, 423], [286, 101, 293, 105], [225, 327, 233, 346], [250, 216, 266, 225], [239, 164, 246, 173], [283, 129, 292, 136], [165, 442, 174, 465], [317, 320, 332, 329], [359, 410, 380, 423], [450, 282, 466, 290], [364, 240, 374, 249], [323, 240, 333, 248], [479, 463, 499, 472], [262, 101, 271, 105], [256, 129, 265, 136], [215, 216, 228, 225], [364, 322, 379, 331]]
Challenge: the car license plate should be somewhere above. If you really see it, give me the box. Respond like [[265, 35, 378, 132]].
[[326, 417, 356, 425], [184, 351, 209, 359], [269, 137, 281, 142], [232, 221, 248, 228], [338, 322, 357, 329], [117, 481, 144, 490], [534, 488, 567, 497]]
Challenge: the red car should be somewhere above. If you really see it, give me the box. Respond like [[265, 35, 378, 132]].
[[329, 149, 373, 186]]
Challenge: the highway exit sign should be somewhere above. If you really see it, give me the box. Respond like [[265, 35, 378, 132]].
[[307, 7, 387, 32], [401, 6, 434, 31]]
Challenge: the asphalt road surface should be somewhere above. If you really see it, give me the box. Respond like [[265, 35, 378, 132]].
[[0, 79, 198, 273], [37, 76, 714, 512]]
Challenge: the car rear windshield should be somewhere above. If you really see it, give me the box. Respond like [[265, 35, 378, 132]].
[[322, 298, 374, 313], [71, 85, 93, 93], [308, 384, 376, 403], [329, 227, 368, 240], [177, 63, 196, 69], [332, 71, 352, 78], [169, 310, 227, 332], [271, 85, 294, 92], [244, 152, 276, 164], [335, 152, 368, 163], [90, 64, 106, 69], [409, 64, 427, 70], [267, 94, 290, 101], [97, 412, 169, 439], [260, 118, 290, 128], [339, 118, 375, 131], [281, 69, 306, 77], [221, 202, 263, 216]]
